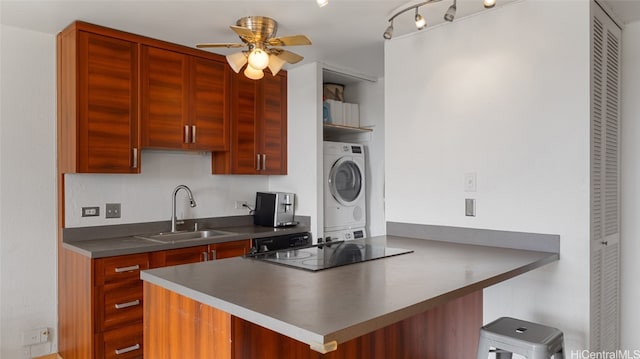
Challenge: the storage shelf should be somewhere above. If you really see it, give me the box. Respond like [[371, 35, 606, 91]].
[[323, 123, 373, 137]]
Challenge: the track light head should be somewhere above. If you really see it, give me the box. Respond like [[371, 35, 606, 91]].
[[414, 8, 426, 30], [444, 4, 456, 22], [483, 0, 496, 9], [383, 22, 394, 40]]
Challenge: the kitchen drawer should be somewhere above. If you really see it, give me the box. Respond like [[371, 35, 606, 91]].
[[95, 253, 150, 284], [97, 322, 143, 359], [97, 280, 143, 331]]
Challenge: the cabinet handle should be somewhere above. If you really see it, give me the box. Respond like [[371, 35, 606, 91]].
[[132, 148, 138, 169], [191, 125, 197, 144], [262, 154, 267, 170], [114, 299, 140, 309], [211, 250, 217, 260], [256, 154, 261, 171], [203, 252, 209, 261], [115, 344, 140, 355], [184, 125, 190, 144], [601, 241, 609, 246], [114, 265, 139, 273]]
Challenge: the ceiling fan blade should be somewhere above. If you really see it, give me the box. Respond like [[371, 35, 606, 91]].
[[273, 49, 304, 64], [230, 25, 257, 40], [196, 43, 246, 49], [268, 35, 312, 47]]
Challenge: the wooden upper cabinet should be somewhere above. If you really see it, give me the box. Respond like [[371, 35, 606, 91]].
[[259, 73, 288, 174], [213, 71, 287, 175], [141, 46, 229, 151], [58, 27, 140, 173]]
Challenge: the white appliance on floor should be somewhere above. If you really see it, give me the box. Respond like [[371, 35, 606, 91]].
[[323, 141, 366, 235]]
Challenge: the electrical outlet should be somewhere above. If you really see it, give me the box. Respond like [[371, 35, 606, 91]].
[[105, 203, 121, 219], [465, 198, 476, 217], [235, 200, 248, 209], [82, 206, 100, 217], [23, 328, 48, 346]]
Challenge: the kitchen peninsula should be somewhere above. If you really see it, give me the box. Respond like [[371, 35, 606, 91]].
[[141, 227, 559, 358]]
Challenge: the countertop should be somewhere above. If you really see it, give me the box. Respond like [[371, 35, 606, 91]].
[[62, 216, 311, 258], [140, 235, 559, 352]]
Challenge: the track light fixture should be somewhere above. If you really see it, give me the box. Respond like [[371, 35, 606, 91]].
[[414, 8, 426, 30], [444, 0, 457, 22], [382, 0, 497, 39], [383, 20, 394, 40]]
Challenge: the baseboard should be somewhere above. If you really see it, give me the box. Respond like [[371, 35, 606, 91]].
[[34, 354, 61, 359]]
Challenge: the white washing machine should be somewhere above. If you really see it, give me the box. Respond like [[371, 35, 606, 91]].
[[323, 141, 366, 232]]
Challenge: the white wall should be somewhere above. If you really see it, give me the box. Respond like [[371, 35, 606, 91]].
[[270, 62, 323, 238], [1, 25, 58, 358], [385, 0, 591, 350], [65, 152, 268, 227], [621, 19, 640, 350], [350, 78, 386, 237]]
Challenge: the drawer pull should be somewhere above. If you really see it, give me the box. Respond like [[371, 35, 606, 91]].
[[115, 299, 140, 309], [115, 343, 140, 355], [114, 265, 140, 273]]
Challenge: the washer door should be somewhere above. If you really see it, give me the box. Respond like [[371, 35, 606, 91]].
[[328, 157, 363, 206]]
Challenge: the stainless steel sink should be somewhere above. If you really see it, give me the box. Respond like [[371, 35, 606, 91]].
[[136, 229, 236, 244]]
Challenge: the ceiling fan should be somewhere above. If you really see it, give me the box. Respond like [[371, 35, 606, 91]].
[[196, 16, 312, 80]]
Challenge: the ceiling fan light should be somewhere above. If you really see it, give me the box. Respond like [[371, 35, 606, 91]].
[[244, 64, 265, 80], [248, 48, 270, 70], [483, 0, 496, 8], [226, 52, 247, 73], [268, 55, 287, 76], [316, 0, 328, 7]]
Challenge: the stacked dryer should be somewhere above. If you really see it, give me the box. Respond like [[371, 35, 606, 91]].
[[323, 141, 366, 242]]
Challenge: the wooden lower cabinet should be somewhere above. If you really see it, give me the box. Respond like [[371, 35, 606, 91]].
[[144, 284, 482, 359], [59, 239, 250, 359]]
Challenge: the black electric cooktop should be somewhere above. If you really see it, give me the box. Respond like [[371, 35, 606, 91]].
[[247, 239, 413, 272]]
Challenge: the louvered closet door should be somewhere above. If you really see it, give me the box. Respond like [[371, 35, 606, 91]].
[[590, 1, 621, 351]]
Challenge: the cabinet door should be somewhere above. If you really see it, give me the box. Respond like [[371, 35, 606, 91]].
[[150, 245, 209, 267], [229, 73, 260, 173], [141, 46, 189, 149], [258, 73, 287, 175], [76, 32, 139, 173], [190, 56, 230, 151], [210, 239, 251, 260]]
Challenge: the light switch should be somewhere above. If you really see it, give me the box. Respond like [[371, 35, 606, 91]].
[[465, 198, 476, 217], [464, 173, 477, 192]]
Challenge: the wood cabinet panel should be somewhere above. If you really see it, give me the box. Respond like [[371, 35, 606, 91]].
[[144, 284, 482, 359], [95, 252, 150, 285], [213, 71, 287, 174], [97, 280, 143, 331], [150, 245, 208, 267], [141, 46, 229, 151], [211, 240, 251, 259], [98, 322, 143, 359], [59, 28, 139, 173], [259, 74, 287, 175], [190, 56, 230, 151], [141, 46, 189, 149]]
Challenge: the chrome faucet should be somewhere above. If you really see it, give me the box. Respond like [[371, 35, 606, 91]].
[[171, 185, 197, 233]]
